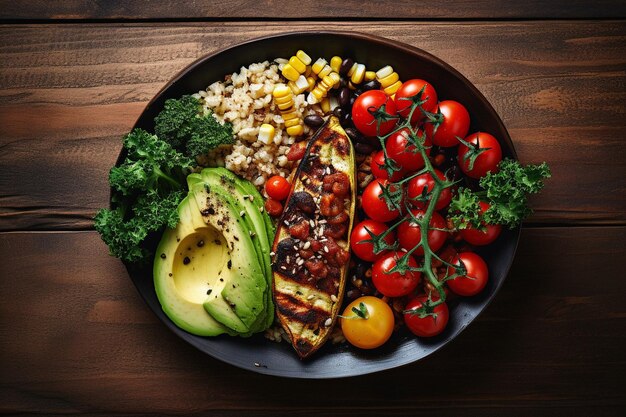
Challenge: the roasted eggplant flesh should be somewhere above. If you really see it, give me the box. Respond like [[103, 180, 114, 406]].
[[271, 116, 356, 359]]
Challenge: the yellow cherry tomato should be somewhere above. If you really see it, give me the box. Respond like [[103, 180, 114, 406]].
[[341, 296, 394, 349]]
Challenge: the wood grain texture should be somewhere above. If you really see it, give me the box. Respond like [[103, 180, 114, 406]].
[[1, 22, 625, 231], [1, 227, 624, 416], [1, 0, 625, 20]]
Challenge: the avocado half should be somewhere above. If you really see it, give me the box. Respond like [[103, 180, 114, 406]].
[[153, 169, 273, 337]]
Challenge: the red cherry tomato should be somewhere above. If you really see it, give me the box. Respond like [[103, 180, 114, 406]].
[[397, 210, 448, 255], [458, 132, 503, 179], [264, 198, 283, 217], [460, 201, 502, 245], [447, 252, 489, 296], [372, 251, 421, 297], [370, 150, 404, 182], [385, 128, 431, 173], [406, 169, 452, 210], [425, 100, 470, 147], [394, 79, 438, 124], [350, 219, 396, 262], [352, 90, 398, 137], [265, 175, 291, 201], [361, 179, 401, 223], [404, 295, 449, 337]]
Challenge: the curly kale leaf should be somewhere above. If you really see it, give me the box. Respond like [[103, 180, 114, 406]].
[[154, 95, 201, 149], [109, 129, 193, 196], [132, 189, 185, 230], [94, 207, 151, 263], [481, 159, 551, 228], [154, 95, 234, 159], [448, 187, 484, 230], [95, 129, 191, 264], [449, 159, 551, 230]]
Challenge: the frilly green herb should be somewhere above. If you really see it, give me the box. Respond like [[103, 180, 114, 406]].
[[154, 95, 234, 160], [94, 129, 192, 264]]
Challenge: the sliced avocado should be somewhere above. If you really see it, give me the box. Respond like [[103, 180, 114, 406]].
[[153, 194, 234, 337], [201, 168, 275, 329], [188, 180, 267, 332]]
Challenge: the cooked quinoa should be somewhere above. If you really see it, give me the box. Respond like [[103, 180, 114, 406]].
[[193, 60, 319, 190]]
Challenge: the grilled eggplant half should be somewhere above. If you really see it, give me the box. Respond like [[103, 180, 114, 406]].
[[271, 116, 356, 359]]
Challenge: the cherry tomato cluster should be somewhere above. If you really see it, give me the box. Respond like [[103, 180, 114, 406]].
[[344, 78, 503, 348]]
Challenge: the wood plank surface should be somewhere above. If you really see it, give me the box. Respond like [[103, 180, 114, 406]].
[[1, 227, 624, 415], [1, 0, 625, 20], [1, 22, 625, 231]]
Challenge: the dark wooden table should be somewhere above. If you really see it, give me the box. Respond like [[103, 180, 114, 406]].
[[1, 2, 625, 416]]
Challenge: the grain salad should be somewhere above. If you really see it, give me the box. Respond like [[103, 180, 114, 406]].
[[193, 60, 319, 190]]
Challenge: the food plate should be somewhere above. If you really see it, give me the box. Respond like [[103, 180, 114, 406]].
[[119, 31, 520, 378]]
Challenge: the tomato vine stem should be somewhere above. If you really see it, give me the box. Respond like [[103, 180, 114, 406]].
[[372, 88, 460, 315]]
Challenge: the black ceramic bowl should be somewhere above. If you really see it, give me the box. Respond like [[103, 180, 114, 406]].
[[124, 31, 520, 378]]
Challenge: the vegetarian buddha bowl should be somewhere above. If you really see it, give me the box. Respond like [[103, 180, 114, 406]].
[[97, 31, 549, 378]]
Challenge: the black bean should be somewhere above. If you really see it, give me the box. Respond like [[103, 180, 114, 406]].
[[304, 114, 324, 127], [362, 79, 381, 91], [354, 142, 375, 155], [339, 77, 349, 88], [341, 112, 351, 125], [338, 87, 350, 107], [333, 107, 344, 119], [349, 95, 356, 107], [339, 58, 354, 75], [344, 127, 360, 141]]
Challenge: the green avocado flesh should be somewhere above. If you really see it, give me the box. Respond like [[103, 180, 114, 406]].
[[153, 168, 274, 337]]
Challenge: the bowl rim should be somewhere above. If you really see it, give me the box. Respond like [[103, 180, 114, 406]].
[[118, 29, 521, 378]]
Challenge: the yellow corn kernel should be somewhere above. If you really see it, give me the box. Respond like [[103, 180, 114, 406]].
[[288, 56, 307, 74], [282, 64, 300, 82], [348, 81, 356, 90], [376, 65, 394, 79], [288, 81, 305, 95], [306, 76, 316, 91], [320, 97, 331, 113], [329, 95, 339, 111], [304, 65, 312, 77], [284, 117, 301, 128], [384, 80, 403, 96], [317, 65, 332, 79], [295, 74, 309, 91], [312, 58, 327, 75], [330, 56, 342, 73], [320, 75, 335, 89], [258, 124, 275, 145], [273, 94, 294, 105], [287, 125, 304, 136], [307, 87, 325, 104], [272, 84, 291, 98], [282, 110, 298, 121], [277, 100, 295, 111], [347, 62, 358, 77], [379, 72, 399, 89], [296, 50, 312, 66], [351, 63, 366, 84], [365, 71, 376, 81]]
